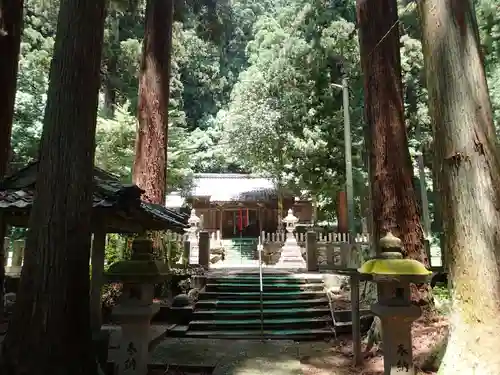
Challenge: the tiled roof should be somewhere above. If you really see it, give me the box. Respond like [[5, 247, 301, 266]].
[[0, 162, 187, 231], [192, 174, 276, 201]]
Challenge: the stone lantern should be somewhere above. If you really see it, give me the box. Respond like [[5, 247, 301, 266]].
[[185, 209, 200, 264], [283, 208, 299, 235], [186, 209, 200, 236], [358, 232, 432, 375], [105, 237, 170, 375], [276, 209, 305, 268]]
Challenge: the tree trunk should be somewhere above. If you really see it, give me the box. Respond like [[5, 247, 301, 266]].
[[0, 0, 107, 373], [133, 0, 174, 205], [356, 0, 433, 306], [0, 0, 23, 178], [0, 0, 24, 321], [419, 0, 500, 373]]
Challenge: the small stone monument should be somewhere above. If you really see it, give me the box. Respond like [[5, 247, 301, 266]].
[[185, 209, 200, 265], [358, 232, 432, 375], [105, 237, 170, 375], [276, 209, 306, 269]]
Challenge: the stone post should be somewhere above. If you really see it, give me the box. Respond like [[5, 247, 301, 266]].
[[3, 237, 9, 266], [180, 240, 190, 266], [186, 209, 200, 265], [358, 233, 431, 374], [198, 231, 209, 269], [106, 238, 169, 375], [340, 242, 349, 267], [306, 231, 318, 272], [11, 239, 24, 267]]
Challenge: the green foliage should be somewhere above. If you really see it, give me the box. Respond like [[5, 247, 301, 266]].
[[104, 234, 130, 269], [218, 6, 363, 211], [9, 0, 500, 229], [157, 231, 184, 268], [95, 104, 136, 181]]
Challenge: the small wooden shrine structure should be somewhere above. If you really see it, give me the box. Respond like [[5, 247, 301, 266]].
[[165, 173, 313, 238], [0, 161, 188, 331]]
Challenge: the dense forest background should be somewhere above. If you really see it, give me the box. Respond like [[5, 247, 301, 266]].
[[10, 0, 500, 225]]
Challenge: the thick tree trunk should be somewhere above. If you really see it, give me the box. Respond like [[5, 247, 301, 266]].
[[0, 0, 107, 373], [356, 0, 433, 305], [419, 0, 500, 373], [133, 0, 174, 205], [0, 0, 22, 178], [0, 0, 24, 321]]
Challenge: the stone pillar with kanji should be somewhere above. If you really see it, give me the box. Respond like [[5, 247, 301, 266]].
[[105, 237, 169, 375]]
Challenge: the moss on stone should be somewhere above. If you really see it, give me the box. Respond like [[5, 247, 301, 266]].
[[105, 259, 170, 283], [359, 258, 432, 276]]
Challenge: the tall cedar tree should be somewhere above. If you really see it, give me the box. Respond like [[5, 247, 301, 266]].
[[419, 0, 500, 372], [356, 0, 433, 305], [0, 0, 107, 372], [0, 0, 24, 321], [133, 0, 174, 204]]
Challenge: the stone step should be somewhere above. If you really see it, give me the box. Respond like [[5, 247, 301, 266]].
[[169, 315, 374, 340], [193, 307, 331, 320], [198, 290, 326, 301], [188, 316, 332, 331], [184, 327, 335, 340], [206, 275, 323, 285], [195, 297, 330, 310], [205, 282, 324, 293]]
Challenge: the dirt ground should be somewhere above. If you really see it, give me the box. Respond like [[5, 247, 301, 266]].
[[299, 315, 449, 375]]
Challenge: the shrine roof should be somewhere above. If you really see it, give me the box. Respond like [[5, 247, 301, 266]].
[[165, 173, 300, 207], [192, 173, 276, 202], [0, 162, 188, 233]]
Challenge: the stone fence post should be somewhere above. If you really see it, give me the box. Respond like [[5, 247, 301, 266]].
[[182, 240, 190, 266], [198, 231, 209, 269], [3, 237, 8, 266], [11, 239, 24, 267], [340, 242, 349, 268], [306, 231, 318, 272]]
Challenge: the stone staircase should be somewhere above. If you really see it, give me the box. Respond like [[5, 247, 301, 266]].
[[222, 238, 258, 265], [169, 271, 372, 340]]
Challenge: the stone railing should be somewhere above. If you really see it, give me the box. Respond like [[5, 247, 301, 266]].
[[260, 231, 370, 245]]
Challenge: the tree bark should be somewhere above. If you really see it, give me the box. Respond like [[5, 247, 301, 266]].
[[0, 0, 23, 178], [133, 0, 174, 205], [0, 0, 107, 373], [0, 0, 24, 321], [356, 0, 433, 305], [418, 0, 500, 373]]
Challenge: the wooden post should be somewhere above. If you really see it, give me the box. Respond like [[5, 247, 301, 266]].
[[424, 238, 431, 267], [90, 229, 106, 333], [198, 231, 209, 269], [219, 207, 223, 236], [1, 231, 7, 321], [337, 191, 348, 233], [350, 272, 361, 365], [306, 231, 318, 272]]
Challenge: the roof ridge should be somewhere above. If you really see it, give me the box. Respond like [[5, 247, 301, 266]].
[[194, 173, 272, 180]]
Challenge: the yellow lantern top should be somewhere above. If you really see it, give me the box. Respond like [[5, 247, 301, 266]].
[[358, 232, 432, 277]]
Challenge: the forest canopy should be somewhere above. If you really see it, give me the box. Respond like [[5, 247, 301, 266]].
[[9, 0, 500, 223]]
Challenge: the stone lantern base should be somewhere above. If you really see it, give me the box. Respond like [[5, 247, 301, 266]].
[[275, 233, 306, 269]]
